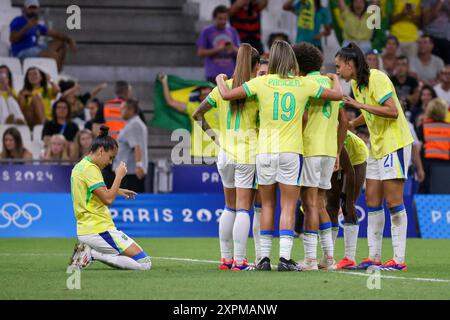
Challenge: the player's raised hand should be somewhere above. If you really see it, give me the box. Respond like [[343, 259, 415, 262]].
[[343, 95, 361, 109], [115, 161, 127, 178], [215, 73, 227, 83]]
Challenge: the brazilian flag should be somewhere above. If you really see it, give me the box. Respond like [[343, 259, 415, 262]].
[[151, 75, 214, 131]]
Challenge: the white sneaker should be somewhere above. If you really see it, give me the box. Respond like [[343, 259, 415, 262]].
[[297, 258, 319, 271], [79, 244, 92, 269], [69, 243, 83, 267], [69, 243, 92, 269], [318, 256, 337, 271]]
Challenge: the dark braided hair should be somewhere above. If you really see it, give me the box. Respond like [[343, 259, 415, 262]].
[[335, 42, 370, 91], [89, 125, 118, 153]]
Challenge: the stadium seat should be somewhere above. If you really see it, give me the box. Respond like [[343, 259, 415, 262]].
[[0, 124, 32, 146], [23, 58, 58, 81], [0, 56, 22, 76], [32, 124, 44, 142], [23, 140, 43, 160], [0, 8, 21, 29], [12, 72, 23, 93], [0, 40, 8, 57], [0, 25, 10, 56]]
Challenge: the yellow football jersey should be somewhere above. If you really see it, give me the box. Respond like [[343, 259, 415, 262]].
[[207, 79, 259, 164], [303, 72, 344, 157], [185, 101, 219, 158], [71, 156, 116, 236], [344, 131, 369, 166], [351, 69, 413, 159], [243, 74, 322, 154]]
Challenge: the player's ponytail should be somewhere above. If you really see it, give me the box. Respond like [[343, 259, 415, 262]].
[[335, 42, 369, 91], [231, 43, 260, 113], [89, 125, 118, 153]]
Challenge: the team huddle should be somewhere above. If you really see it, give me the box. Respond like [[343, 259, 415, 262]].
[[194, 40, 412, 272], [69, 40, 413, 273]]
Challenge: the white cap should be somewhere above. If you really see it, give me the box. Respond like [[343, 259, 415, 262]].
[[24, 0, 40, 8]]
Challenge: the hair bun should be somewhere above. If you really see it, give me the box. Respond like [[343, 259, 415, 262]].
[[99, 125, 110, 137]]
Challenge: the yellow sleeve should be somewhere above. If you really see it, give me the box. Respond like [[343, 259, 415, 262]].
[[243, 77, 261, 98], [370, 71, 393, 105], [206, 87, 220, 108], [303, 77, 323, 99], [81, 165, 106, 192]]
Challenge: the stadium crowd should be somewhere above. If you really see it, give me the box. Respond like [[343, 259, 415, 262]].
[[0, 0, 449, 194]]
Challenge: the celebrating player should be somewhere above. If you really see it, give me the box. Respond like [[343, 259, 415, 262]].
[[69, 126, 151, 271], [215, 40, 343, 271], [292, 43, 348, 271], [327, 131, 368, 269], [193, 44, 261, 271], [335, 42, 414, 271]]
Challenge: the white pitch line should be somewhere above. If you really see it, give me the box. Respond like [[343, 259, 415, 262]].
[[337, 270, 450, 283], [1, 253, 450, 284]]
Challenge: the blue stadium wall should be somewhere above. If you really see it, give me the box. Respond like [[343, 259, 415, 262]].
[[0, 164, 448, 238]]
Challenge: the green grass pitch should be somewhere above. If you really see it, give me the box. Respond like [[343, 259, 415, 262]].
[[1, 238, 449, 300]]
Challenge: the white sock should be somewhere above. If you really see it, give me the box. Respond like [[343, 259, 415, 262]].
[[252, 204, 261, 262], [260, 230, 273, 260], [233, 209, 251, 264], [303, 231, 318, 261], [344, 222, 359, 261], [367, 206, 385, 262], [389, 204, 408, 264], [91, 250, 151, 270], [279, 230, 294, 261], [219, 207, 236, 261], [331, 223, 339, 246], [318, 223, 334, 258]]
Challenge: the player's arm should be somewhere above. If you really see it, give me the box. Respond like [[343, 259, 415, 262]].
[[157, 74, 187, 113], [348, 114, 366, 130], [192, 98, 220, 146], [215, 74, 247, 101], [317, 74, 344, 101], [93, 161, 129, 206], [344, 95, 399, 119], [337, 107, 348, 155], [340, 148, 357, 223]]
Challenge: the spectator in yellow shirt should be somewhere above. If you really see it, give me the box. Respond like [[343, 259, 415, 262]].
[[338, 0, 374, 53], [18, 67, 59, 128], [390, 0, 421, 60]]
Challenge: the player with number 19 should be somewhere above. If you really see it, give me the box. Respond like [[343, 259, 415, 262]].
[[215, 40, 343, 271]]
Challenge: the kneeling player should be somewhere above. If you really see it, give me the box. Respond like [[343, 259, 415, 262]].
[[69, 126, 151, 271], [326, 131, 368, 269]]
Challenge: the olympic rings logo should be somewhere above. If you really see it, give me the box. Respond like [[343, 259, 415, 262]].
[[0, 203, 42, 228]]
